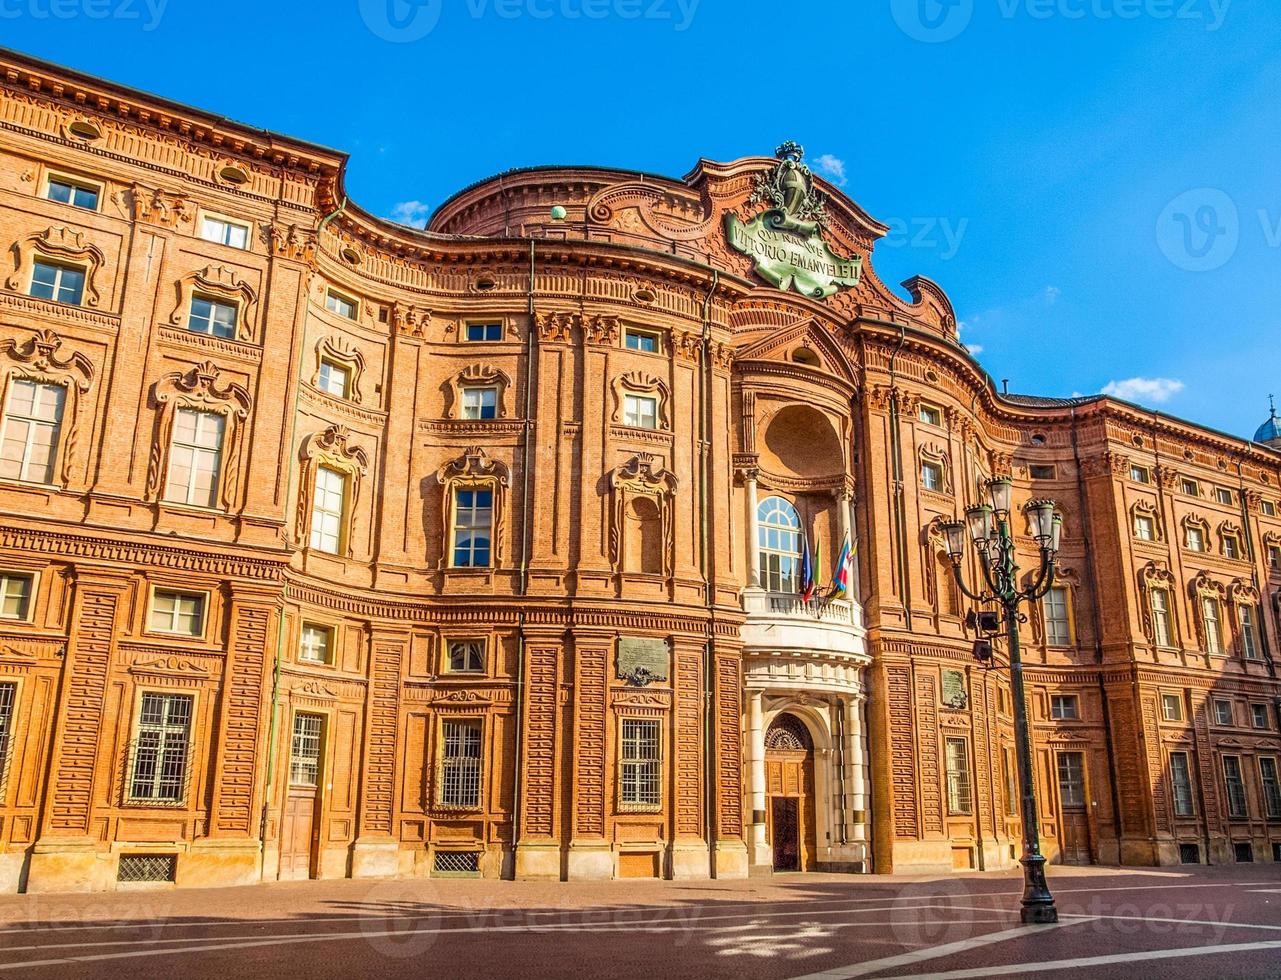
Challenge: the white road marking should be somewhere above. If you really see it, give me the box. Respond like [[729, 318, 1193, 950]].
[[1063, 912, 1281, 933], [785, 920, 1086, 980], [886, 939, 1281, 979]]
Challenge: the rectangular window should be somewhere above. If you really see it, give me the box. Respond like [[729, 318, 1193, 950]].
[[465, 322, 502, 342], [451, 488, 492, 567], [1270, 546, 1281, 571], [1223, 756, 1248, 818], [149, 589, 205, 636], [1223, 535, 1241, 560], [919, 404, 943, 427], [461, 386, 498, 420], [623, 394, 658, 429], [447, 640, 484, 673], [1130, 465, 1150, 484], [1057, 752, 1085, 808], [1186, 526, 1206, 552], [0, 573, 32, 621], [128, 692, 192, 802], [1214, 700, 1233, 726], [164, 409, 225, 508], [625, 328, 660, 353], [325, 291, 357, 320], [921, 461, 943, 492], [1241, 605, 1260, 660], [29, 261, 85, 305], [1260, 757, 1281, 819], [620, 718, 661, 808], [289, 713, 323, 786], [1215, 488, 1234, 505], [309, 465, 347, 554], [316, 361, 350, 399], [944, 736, 973, 815], [299, 624, 332, 664], [198, 215, 250, 249], [1134, 514, 1156, 541], [1050, 694, 1079, 720], [45, 175, 99, 210], [1202, 598, 1223, 655], [1151, 588, 1172, 647], [1181, 479, 1200, 497], [1252, 703, 1270, 730], [0, 379, 65, 484], [1170, 751, 1195, 817], [1263, 500, 1277, 517], [1161, 693, 1183, 722], [1029, 464, 1056, 480], [187, 295, 238, 338], [0, 682, 14, 774], [1044, 587, 1071, 646], [439, 719, 483, 808]]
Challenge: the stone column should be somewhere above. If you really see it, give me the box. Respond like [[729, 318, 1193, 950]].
[[847, 694, 869, 850], [746, 470, 762, 589], [747, 690, 770, 869]]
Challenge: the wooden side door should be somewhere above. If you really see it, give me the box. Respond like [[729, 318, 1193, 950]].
[[279, 712, 324, 880], [1056, 751, 1093, 865]]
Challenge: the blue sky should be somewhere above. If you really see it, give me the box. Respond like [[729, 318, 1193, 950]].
[[5, 0, 1278, 439]]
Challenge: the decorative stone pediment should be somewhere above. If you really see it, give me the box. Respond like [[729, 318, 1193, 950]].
[[446, 363, 512, 420], [311, 336, 366, 403], [435, 446, 510, 486], [7, 226, 106, 306], [130, 655, 209, 677], [610, 372, 670, 429]]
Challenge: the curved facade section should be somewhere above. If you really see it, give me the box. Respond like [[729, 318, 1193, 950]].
[[0, 51, 1277, 893]]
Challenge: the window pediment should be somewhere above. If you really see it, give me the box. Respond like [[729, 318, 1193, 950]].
[[6, 226, 105, 306], [311, 336, 366, 403], [447, 363, 512, 419], [611, 372, 669, 429], [168, 265, 258, 341]]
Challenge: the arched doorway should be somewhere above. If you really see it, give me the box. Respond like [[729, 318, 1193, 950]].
[[764, 713, 817, 872]]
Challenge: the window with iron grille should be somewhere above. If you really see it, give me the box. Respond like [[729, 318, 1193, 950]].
[[1056, 752, 1085, 808], [438, 719, 482, 809], [620, 718, 661, 809], [290, 713, 323, 786], [1179, 843, 1201, 864], [129, 693, 192, 803], [1170, 752, 1195, 817], [117, 853, 177, 883], [944, 736, 972, 815], [0, 682, 14, 787], [1223, 756, 1248, 818], [433, 850, 480, 874], [1259, 757, 1281, 819]]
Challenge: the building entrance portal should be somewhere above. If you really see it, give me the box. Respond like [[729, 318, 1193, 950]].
[[764, 714, 816, 872]]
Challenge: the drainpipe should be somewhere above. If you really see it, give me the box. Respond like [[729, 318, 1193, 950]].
[[259, 195, 347, 847], [1071, 406, 1123, 857], [887, 325, 912, 628], [699, 270, 719, 870]]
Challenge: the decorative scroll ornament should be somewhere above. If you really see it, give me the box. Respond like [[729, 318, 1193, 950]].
[[168, 265, 259, 341], [724, 142, 862, 299], [124, 184, 193, 228], [7, 227, 105, 306]]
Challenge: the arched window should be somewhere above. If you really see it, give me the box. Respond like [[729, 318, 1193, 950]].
[[758, 496, 801, 593]]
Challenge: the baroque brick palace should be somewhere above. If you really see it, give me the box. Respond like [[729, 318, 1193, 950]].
[[0, 48, 1278, 893]]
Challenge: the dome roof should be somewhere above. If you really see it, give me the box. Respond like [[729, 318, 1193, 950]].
[[1255, 412, 1281, 444]]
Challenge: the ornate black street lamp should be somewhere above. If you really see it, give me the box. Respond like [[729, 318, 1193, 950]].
[[940, 477, 1061, 924]]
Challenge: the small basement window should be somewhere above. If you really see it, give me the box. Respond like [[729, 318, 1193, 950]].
[[118, 853, 177, 883]]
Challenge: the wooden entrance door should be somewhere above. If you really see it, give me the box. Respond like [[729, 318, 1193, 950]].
[[764, 713, 818, 872], [279, 712, 323, 880], [1056, 751, 1093, 865]]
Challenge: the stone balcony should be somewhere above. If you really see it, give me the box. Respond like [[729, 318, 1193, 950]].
[[740, 588, 869, 693]]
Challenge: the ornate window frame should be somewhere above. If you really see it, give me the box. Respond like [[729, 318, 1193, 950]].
[[1130, 499, 1162, 541], [607, 453, 678, 579], [167, 265, 258, 342], [1189, 573, 1228, 655], [145, 361, 251, 511], [1218, 521, 1245, 561], [435, 446, 510, 570], [1228, 579, 1262, 658], [1032, 566, 1079, 647], [616, 712, 664, 814], [295, 424, 369, 558], [610, 372, 670, 430], [121, 685, 201, 808], [919, 443, 951, 494], [7, 226, 105, 307], [1138, 562, 1179, 648], [0, 328, 94, 488], [310, 336, 365, 403], [433, 711, 488, 812], [1181, 514, 1210, 552], [446, 363, 512, 420]]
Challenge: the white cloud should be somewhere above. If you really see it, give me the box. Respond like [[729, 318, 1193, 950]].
[[1043, 285, 1061, 305], [814, 154, 847, 186], [389, 200, 431, 229], [1101, 377, 1185, 404], [966, 344, 984, 355]]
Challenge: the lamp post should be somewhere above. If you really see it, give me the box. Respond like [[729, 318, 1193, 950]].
[[940, 477, 1061, 925]]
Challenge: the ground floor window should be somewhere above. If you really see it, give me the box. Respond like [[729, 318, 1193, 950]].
[[439, 719, 483, 809], [620, 718, 661, 809], [129, 692, 193, 802], [944, 736, 972, 815], [289, 713, 323, 786]]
